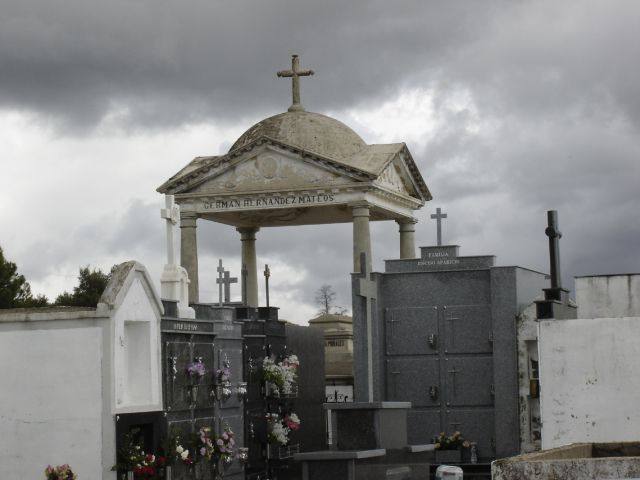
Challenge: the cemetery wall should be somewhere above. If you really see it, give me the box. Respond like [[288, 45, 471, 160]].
[[0, 311, 116, 480], [539, 316, 640, 449], [576, 274, 640, 319], [516, 302, 542, 453]]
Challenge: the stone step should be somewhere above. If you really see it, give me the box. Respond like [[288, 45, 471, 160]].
[[386, 466, 412, 480]]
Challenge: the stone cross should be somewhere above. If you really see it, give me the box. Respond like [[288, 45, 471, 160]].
[[277, 54, 314, 112], [430, 207, 448, 246], [355, 251, 377, 402], [216, 259, 225, 306], [545, 210, 563, 291], [222, 271, 237, 303], [160, 195, 180, 265]]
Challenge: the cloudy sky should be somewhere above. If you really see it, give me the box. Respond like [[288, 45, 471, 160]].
[[1, 0, 639, 323]]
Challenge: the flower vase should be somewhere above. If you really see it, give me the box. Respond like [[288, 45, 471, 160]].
[[212, 457, 226, 480], [435, 448, 461, 464], [126, 472, 134, 480], [165, 465, 172, 480], [266, 382, 280, 397], [189, 384, 199, 407]]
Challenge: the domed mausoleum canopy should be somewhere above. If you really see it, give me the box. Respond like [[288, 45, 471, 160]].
[[157, 55, 432, 305], [158, 55, 430, 228], [230, 110, 366, 161]]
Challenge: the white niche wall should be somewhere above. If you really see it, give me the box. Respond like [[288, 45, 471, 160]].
[[112, 270, 163, 413]]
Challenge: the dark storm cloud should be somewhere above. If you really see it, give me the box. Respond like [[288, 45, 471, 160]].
[[3, 0, 640, 319], [0, 0, 495, 130]]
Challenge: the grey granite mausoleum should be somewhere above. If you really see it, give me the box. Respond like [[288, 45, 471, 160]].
[[352, 244, 549, 460]]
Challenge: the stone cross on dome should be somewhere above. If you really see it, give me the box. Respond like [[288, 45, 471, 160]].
[[277, 54, 314, 112]]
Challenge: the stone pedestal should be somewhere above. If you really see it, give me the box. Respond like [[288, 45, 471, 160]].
[[535, 287, 577, 320], [160, 264, 195, 319], [295, 402, 433, 480], [328, 402, 410, 451]]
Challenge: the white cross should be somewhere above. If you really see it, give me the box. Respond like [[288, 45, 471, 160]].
[[160, 195, 180, 265], [356, 252, 377, 402]]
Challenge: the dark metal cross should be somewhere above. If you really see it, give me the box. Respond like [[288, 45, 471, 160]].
[[355, 252, 378, 402], [277, 54, 314, 112], [430, 207, 448, 246], [545, 210, 563, 292]]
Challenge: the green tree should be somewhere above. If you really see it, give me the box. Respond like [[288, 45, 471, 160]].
[[0, 247, 48, 308], [54, 266, 113, 307]]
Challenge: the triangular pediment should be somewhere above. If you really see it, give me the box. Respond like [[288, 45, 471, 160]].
[[185, 145, 363, 195], [375, 158, 415, 197]]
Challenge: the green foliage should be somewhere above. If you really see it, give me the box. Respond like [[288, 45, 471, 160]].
[[54, 266, 113, 307], [0, 246, 49, 308], [111, 428, 145, 472]]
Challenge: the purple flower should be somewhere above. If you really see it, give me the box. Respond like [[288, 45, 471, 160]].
[[200, 447, 206, 456], [187, 361, 206, 377]]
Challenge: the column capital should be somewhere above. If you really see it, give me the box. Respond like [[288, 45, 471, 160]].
[[236, 226, 260, 241], [351, 204, 370, 218], [397, 218, 418, 232], [180, 211, 198, 228]]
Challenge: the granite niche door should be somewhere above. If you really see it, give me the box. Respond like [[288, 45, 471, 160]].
[[384, 304, 496, 458], [441, 304, 495, 459], [384, 306, 442, 445]]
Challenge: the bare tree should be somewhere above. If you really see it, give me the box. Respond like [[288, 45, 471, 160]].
[[315, 284, 336, 315], [315, 284, 348, 315]]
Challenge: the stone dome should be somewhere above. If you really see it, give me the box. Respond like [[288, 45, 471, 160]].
[[229, 110, 366, 161]]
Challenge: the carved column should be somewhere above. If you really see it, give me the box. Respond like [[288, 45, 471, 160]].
[[237, 227, 260, 307], [397, 219, 417, 259], [180, 212, 199, 303], [352, 205, 372, 273]]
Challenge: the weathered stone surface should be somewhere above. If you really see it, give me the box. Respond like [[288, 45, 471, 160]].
[[231, 110, 366, 161], [492, 443, 640, 480]]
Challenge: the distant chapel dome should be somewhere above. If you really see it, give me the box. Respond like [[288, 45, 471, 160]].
[[229, 110, 366, 161]]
